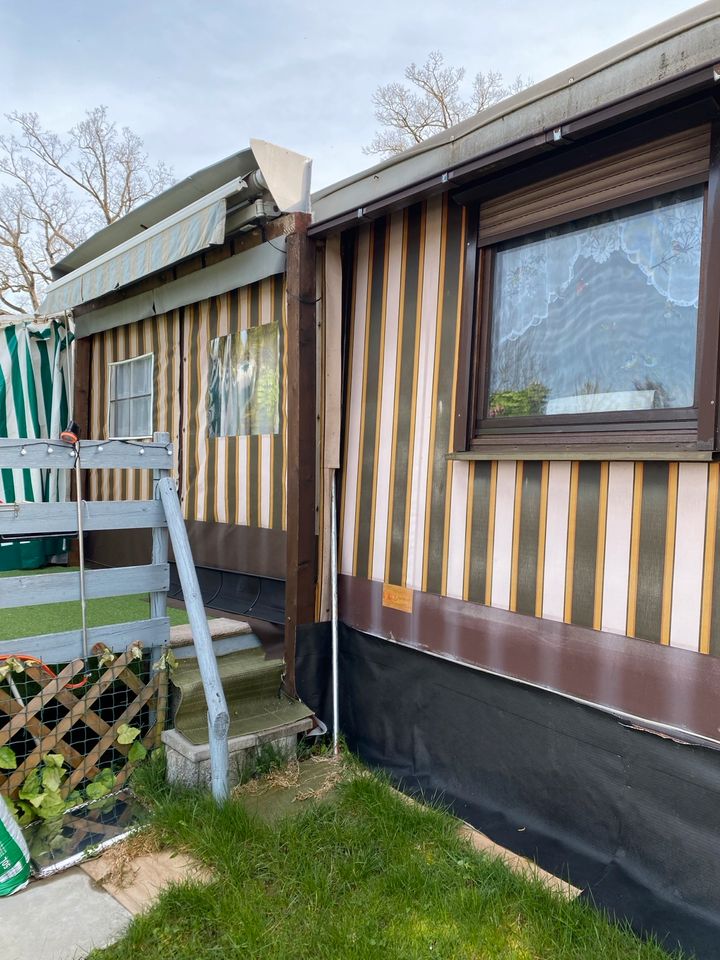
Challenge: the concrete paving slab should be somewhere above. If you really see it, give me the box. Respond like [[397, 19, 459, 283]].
[[0, 868, 131, 960]]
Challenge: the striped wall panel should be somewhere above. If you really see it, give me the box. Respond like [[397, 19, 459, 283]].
[[181, 277, 287, 531], [86, 274, 287, 532], [338, 196, 720, 656], [88, 310, 181, 503]]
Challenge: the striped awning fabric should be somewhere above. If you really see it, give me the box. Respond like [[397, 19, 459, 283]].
[[41, 184, 235, 315], [0, 316, 73, 504]]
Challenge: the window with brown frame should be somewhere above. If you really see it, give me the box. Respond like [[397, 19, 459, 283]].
[[457, 121, 720, 457]]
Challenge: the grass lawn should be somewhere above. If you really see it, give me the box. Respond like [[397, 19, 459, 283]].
[[90, 762, 681, 960], [0, 567, 189, 641]]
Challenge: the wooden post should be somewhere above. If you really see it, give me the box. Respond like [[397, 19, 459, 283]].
[[148, 431, 171, 728], [284, 214, 317, 698], [150, 432, 171, 626], [69, 336, 92, 565]]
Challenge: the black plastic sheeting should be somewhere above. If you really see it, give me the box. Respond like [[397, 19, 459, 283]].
[[167, 562, 285, 624], [296, 622, 720, 959]]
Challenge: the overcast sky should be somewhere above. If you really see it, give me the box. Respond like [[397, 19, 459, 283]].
[[0, 0, 702, 190]]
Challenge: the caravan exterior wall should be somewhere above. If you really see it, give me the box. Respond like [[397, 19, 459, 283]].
[[85, 275, 288, 578], [303, 110, 720, 954], [334, 122, 720, 733]]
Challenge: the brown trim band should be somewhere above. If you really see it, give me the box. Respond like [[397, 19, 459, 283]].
[[87, 523, 287, 580], [185, 519, 286, 580], [338, 574, 720, 746]]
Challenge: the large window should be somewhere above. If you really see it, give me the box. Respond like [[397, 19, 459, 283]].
[[452, 122, 720, 457], [107, 354, 153, 439], [485, 187, 703, 422]]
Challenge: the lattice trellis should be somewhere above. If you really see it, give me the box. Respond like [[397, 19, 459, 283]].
[[0, 643, 168, 803]]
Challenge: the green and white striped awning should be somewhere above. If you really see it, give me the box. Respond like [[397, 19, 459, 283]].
[[41, 178, 241, 314], [0, 315, 73, 504]]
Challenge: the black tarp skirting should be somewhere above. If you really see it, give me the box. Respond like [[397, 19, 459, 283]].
[[297, 621, 720, 959]]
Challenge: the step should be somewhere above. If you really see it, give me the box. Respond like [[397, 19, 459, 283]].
[[169, 617, 261, 660], [162, 718, 315, 791], [169, 647, 313, 745]]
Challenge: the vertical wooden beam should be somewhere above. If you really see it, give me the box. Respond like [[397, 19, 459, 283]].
[[69, 335, 92, 564], [285, 213, 317, 698], [73, 336, 92, 439]]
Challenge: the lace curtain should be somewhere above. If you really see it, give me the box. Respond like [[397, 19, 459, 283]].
[[493, 188, 704, 346]]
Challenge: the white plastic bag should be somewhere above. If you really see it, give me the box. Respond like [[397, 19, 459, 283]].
[[0, 796, 31, 896]]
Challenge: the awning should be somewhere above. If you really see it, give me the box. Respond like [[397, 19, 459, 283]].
[[42, 177, 246, 315]]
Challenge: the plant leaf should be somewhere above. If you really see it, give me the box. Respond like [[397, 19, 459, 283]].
[[117, 724, 141, 745], [19, 768, 41, 800], [13, 800, 36, 826], [0, 745, 17, 770], [87, 767, 116, 799], [35, 791, 67, 821], [42, 766, 63, 793], [43, 753, 65, 769], [128, 740, 147, 763]]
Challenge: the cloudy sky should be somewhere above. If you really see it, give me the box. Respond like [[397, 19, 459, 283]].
[[0, 0, 702, 190]]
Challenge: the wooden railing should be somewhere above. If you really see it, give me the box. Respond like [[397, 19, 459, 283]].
[[0, 432, 229, 802]]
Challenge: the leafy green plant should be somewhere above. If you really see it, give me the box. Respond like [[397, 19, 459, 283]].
[[86, 768, 115, 800], [14, 753, 82, 823], [117, 723, 147, 763], [0, 745, 17, 770], [489, 381, 549, 417]]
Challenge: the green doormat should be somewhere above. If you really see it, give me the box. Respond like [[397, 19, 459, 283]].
[[171, 648, 313, 745]]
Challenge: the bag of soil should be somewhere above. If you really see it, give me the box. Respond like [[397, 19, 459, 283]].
[[0, 796, 31, 896]]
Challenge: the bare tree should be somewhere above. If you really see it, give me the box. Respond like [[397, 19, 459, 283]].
[[365, 52, 530, 158], [0, 106, 172, 313]]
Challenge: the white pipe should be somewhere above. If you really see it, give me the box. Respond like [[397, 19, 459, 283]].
[[330, 469, 339, 755]]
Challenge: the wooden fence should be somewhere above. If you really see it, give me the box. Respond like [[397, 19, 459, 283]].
[[0, 435, 173, 806]]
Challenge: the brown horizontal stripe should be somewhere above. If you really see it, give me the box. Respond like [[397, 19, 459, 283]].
[[339, 574, 720, 745]]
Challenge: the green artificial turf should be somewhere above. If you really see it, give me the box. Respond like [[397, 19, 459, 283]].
[[90, 764, 682, 960], [0, 567, 189, 641]]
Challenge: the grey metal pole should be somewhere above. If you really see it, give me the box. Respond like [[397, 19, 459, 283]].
[[330, 469, 339, 756], [157, 476, 230, 801]]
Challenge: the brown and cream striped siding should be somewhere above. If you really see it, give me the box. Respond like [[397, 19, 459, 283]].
[[338, 195, 720, 657], [87, 274, 288, 533], [88, 310, 182, 503]]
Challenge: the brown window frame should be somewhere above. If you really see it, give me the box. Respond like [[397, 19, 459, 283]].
[[453, 119, 720, 460]]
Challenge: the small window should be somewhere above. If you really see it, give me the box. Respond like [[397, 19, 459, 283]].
[[108, 354, 154, 439], [207, 324, 280, 438], [484, 187, 703, 423]]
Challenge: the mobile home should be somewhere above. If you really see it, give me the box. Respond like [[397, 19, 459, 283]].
[[40, 3, 720, 953], [305, 4, 720, 955]]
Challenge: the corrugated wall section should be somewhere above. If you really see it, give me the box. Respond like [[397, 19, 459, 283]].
[[87, 274, 287, 533], [339, 195, 720, 656]]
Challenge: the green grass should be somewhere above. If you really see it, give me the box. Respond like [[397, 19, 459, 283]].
[[0, 567, 189, 641], [90, 765, 682, 960]]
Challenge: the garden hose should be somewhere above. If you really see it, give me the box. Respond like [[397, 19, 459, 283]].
[[0, 654, 87, 690]]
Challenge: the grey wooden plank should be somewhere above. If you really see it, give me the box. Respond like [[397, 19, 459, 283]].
[[0, 438, 173, 471], [0, 618, 171, 661], [0, 564, 170, 609], [159, 476, 229, 801], [0, 500, 167, 536]]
